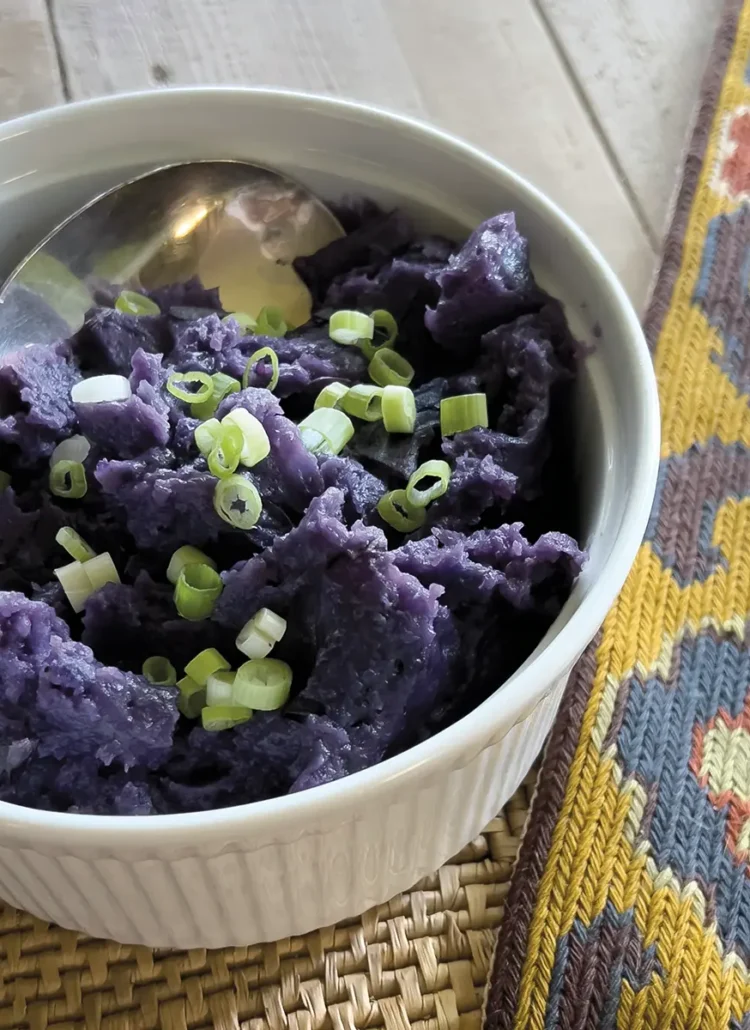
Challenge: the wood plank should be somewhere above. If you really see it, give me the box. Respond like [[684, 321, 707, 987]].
[[0, 0, 64, 120], [537, 0, 724, 241], [51, 0, 655, 307]]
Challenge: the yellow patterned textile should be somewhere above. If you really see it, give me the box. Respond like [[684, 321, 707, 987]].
[[484, 2, 750, 1028]]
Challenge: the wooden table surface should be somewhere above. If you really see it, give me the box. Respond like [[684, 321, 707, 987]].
[[0, 0, 722, 311]]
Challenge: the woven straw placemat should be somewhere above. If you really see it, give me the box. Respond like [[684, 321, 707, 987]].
[[0, 770, 536, 1030]]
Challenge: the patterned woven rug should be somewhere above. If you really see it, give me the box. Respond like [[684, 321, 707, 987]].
[[484, 1, 750, 1028]]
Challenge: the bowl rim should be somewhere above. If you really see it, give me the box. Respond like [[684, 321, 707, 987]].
[[0, 86, 660, 840]]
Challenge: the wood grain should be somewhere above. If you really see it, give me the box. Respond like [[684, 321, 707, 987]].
[[538, 0, 724, 241], [49, 0, 655, 307], [0, 0, 63, 119]]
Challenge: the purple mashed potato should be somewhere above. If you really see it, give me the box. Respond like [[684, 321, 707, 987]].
[[0, 203, 586, 815]]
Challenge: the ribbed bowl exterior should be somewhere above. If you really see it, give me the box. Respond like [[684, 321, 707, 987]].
[[0, 678, 565, 948]]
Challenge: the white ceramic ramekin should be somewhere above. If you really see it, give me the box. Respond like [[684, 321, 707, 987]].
[[0, 88, 659, 948]]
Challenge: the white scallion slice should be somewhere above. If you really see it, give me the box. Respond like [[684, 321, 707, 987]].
[[236, 608, 287, 659], [222, 408, 271, 467], [166, 545, 216, 585], [329, 310, 374, 346], [206, 670, 236, 706], [298, 408, 354, 456], [234, 658, 293, 710], [201, 705, 252, 732], [71, 374, 132, 405], [0, 471, 9, 491], [50, 435, 90, 467], [84, 552, 120, 592], [54, 560, 92, 613], [55, 527, 96, 563]]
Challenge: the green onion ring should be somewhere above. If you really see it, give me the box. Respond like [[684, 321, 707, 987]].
[[242, 346, 280, 391], [377, 489, 426, 533], [214, 475, 263, 529], [174, 563, 224, 621], [439, 393, 489, 436], [381, 385, 416, 433], [142, 656, 177, 687], [368, 348, 415, 388], [49, 460, 87, 499], [405, 460, 452, 507], [167, 371, 214, 405], [114, 290, 160, 317]]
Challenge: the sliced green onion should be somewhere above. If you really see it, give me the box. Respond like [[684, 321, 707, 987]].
[[177, 675, 206, 718], [84, 552, 120, 592], [54, 561, 91, 613], [55, 527, 96, 562], [50, 435, 90, 467], [234, 658, 293, 711], [406, 460, 452, 508], [71, 375, 131, 405], [0, 471, 9, 491], [207, 422, 244, 479], [371, 309, 398, 347], [341, 384, 383, 422], [166, 371, 213, 405], [255, 307, 287, 338], [298, 408, 354, 456], [191, 372, 241, 420], [115, 290, 160, 317], [166, 545, 216, 585], [236, 608, 287, 659], [49, 460, 87, 499], [174, 563, 223, 620], [368, 348, 414, 388], [207, 670, 236, 706], [329, 310, 374, 346], [377, 489, 426, 533], [201, 705, 252, 732], [185, 648, 230, 687], [440, 393, 489, 436], [222, 311, 257, 331], [142, 656, 177, 687], [194, 418, 223, 456], [360, 310, 398, 360], [214, 475, 263, 529], [382, 385, 416, 434], [222, 408, 270, 467], [314, 382, 349, 410], [242, 346, 280, 392], [54, 553, 119, 611]]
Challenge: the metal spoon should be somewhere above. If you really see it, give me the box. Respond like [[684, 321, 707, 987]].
[[0, 160, 344, 356]]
